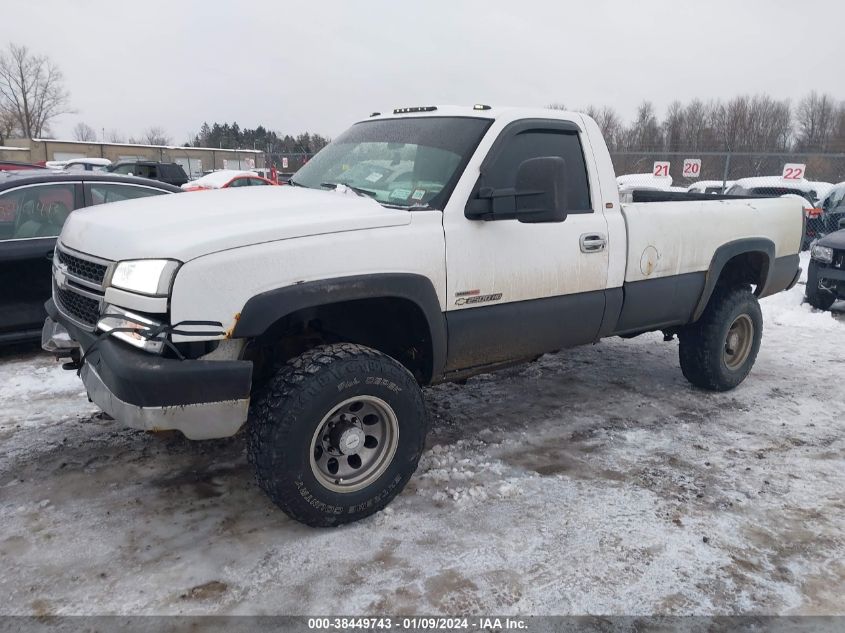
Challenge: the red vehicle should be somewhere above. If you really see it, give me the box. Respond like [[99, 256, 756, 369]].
[[0, 160, 47, 171], [181, 170, 276, 191]]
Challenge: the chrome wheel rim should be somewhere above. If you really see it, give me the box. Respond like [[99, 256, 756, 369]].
[[724, 314, 754, 370], [309, 396, 399, 493]]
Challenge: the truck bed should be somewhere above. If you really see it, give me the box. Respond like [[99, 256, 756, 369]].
[[620, 196, 804, 285]]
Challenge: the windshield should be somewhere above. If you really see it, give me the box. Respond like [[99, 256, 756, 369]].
[[727, 184, 815, 203], [291, 116, 492, 209], [823, 185, 845, 213]]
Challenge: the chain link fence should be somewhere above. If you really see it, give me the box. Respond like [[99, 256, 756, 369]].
[[612, 150, 845, 246], [611, 150, 845, 190], [265, 152, 314, 179]]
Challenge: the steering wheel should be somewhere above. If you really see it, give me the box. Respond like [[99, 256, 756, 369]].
[[13, 199, 36, 235], [44, 201, 71, 235]]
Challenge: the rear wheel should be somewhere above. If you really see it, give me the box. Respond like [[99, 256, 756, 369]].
[[247, 343, 429, 527], [678, 286, 763, 391]]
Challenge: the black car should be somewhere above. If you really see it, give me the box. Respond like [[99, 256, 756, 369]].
[[0, 170, 180, 344], [107, 161, 189, 187], [819, 182, 845, 235], [806, 229, 845, 311]]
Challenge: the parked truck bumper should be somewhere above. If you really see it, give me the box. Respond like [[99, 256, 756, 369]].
[[807, 261, 845, 299], [43, 299, 253, 440]]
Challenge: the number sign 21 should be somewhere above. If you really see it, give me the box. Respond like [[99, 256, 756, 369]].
[[653, 161, 670, 178]]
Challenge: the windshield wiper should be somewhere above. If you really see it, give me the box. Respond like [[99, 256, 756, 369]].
[[381, 203, 431, 211], [320, 182, 378, 199], [287, 178, 306, 187]]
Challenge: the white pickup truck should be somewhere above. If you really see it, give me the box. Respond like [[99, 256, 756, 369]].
[[43, 105, 803, 526]]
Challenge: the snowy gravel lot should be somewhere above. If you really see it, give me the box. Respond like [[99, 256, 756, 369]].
[[1, 256, 843, 616]]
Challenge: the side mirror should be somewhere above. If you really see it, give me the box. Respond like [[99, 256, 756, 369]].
[[514, 156, 568, 223], [465, 156, 568, 222]]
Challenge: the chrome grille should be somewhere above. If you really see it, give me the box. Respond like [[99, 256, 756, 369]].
[[53, 245, 113, 331], [55, 285, 101, 328], [57, 250, 107, 285]]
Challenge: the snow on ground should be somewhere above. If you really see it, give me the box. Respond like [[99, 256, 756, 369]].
[[1, 255, 843, 615]]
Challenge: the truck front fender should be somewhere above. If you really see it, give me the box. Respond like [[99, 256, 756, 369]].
[[231, 273, 447, 379]]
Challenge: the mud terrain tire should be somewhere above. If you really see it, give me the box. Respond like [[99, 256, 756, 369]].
[[678, 286, 763, 392], [248, 343, 429, 527]]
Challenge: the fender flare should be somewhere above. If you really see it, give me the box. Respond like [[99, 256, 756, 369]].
[[231, 273, 447, 380], [692, 238, 775, 321]]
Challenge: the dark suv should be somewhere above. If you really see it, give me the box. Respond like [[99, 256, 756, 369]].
[[107, 161, 189, 187], [806, 229, 845, 311]]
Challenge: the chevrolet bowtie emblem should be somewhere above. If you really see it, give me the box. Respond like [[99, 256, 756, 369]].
[[55, 267, 67, 288]]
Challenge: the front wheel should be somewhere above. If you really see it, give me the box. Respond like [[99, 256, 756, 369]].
[[248, 343, 429, 527], [678, 286, 763, 392]]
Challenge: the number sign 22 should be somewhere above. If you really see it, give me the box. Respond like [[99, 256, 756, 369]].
[[782, 163, 805, 180]]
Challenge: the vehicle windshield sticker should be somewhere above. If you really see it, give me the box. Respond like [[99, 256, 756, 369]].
[[390, 188, 412, 200], [365, 172, 384, 183], [411, 189, 426, 201]]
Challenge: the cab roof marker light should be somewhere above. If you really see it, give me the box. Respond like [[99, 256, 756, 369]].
[[473, 104, 492, 110], [370, 112, 381, 117], [393, 106, 438, 114]]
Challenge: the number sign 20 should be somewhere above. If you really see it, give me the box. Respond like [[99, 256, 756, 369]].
[[683, 159, 701, 178]]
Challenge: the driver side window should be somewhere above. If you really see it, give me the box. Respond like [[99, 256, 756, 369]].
[[0, 183, 77, 241], [483, 129, 593, 213]]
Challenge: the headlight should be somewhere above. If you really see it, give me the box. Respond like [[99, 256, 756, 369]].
[[98, 305, 165, 354], [811, 244, 834, 264], [111, 259, 179, 295]]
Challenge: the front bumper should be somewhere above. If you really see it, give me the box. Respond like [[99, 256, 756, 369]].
[[807, 260, 845, 298], [44, 299, 253, 440]]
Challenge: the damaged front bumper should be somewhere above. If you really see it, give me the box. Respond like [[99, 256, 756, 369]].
[[43, 299, 253, 440], [807, 261, 845, 299]]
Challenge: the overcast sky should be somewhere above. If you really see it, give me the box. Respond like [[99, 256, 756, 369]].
[[5, 0, 844, 143]]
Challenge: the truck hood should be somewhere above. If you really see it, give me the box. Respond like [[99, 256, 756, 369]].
[[59, 186, 412, 262], [817, 228, 845, 250]]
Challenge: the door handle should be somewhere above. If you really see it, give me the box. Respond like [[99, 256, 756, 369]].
[[580, 233, 607, 253]]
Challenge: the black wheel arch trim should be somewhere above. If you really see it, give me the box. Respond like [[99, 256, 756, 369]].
[[692, 238, 776, 322], [232, 273, 447, 382]]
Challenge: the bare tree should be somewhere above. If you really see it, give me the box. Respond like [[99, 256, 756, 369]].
[[131, 126, 172, 146], [105, 129, 125, 143], [0, 108, 16, 144], [625, 101, 662, 152], [583, 105, 623, 152], [73, 121, 97, 142], [830, 104, 845, 153], [795, 91, 837, 151], [711, 95, 749, 152], [662, 100, 685, 152], [681, 99, 715, 151], [0, 43, 71, 138], [546, 103, 567, 111]]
